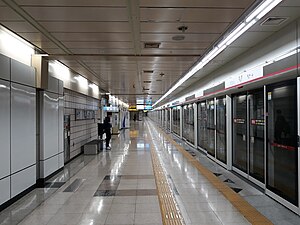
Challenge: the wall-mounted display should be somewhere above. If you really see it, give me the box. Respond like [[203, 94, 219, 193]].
[[75, 109, 96, 120]]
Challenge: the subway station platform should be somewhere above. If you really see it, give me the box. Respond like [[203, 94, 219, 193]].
[[0, 119, 299, 225]]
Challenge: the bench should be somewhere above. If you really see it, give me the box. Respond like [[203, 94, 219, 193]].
[[84, 139, 103, 155]]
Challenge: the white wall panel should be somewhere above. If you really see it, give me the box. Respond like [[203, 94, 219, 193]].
[[0, 80, 10, 179], [11, 165, 36, 198], [0, 54, 10, 80], [47, 76, 59, 94], [58, 152, 64, 169], [11, 60, 35, 87], [58, 96, 64, 154], [42, 91, 59, 159], [41, 156, 58, 178], [0, 177, 10, 205], [11, 83, 36, 173]]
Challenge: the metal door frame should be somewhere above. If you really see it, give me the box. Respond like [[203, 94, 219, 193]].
[[264, 79, 299, 214], [232, 90, 265, 189]]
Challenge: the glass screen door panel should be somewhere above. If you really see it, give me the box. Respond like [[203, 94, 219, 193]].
[[183, 106, 188, 140], [198, 102, 207, 149], [216, 96, 226, 163], [206, 100, 215, 156], [267, 80, 298, 206], [248, 89, 265, 183], [187, 105, 195, 143], [172, 108, 180, 135], [233, 94, 247, 172]]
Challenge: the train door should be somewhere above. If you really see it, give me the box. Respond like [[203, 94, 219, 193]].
[[266, 80, 298, 206], [232, 88, 265, 185]]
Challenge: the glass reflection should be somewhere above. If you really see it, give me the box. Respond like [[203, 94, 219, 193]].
[[183, 104, 194, 143], [198, 101, 207, 150], [267, 80, 298, 205], [172, 107, 180, 135], [216, 97, 226, 163]]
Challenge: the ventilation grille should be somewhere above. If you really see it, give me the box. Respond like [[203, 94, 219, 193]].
[[143, 81, 151, 83], [144, 42, 161, 48], [172, 35, 185, 41], [261, 17, 288, 26], [143, 70, 154, 73]]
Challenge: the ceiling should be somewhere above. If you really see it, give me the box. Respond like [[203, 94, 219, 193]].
[[162, 0, 300, 105], [0, 0, 265, 104]]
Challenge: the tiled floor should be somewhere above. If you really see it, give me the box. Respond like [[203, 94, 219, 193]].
[[0, 119, 299, 225]]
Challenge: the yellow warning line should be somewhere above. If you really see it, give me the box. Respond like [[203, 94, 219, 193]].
[[147, 136, 185, 225], [157, 127, 273, 225]]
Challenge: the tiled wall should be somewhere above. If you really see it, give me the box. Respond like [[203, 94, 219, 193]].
[[64, 89, 100, 159]]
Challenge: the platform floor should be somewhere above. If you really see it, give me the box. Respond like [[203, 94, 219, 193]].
[[0, 119, 299, 225]]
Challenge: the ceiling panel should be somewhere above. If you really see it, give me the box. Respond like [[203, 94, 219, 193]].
[[141, 49, 204, 55], [23, 7, 128, 21], [43, 48, 68, 54], [230, 31, 274, 48], [281, 0, 300, 7], [52, 32, 132, 41], [14, 32, 52, 42], [15, 0, 127, 7], [250, 6, 300, 32], [157, 42, 211, 49], [40, 22, 130, 33], [141, 33, 220, 42], [63, 41, 133, 49], [140, 0, 254, 8], [0, 6, 24, 20], [141, 22, 230, 33], [69, 48, 135, 55], [1, 22, 38, 32], [140, 8, 245, 23], [31, 41, 59, 48]]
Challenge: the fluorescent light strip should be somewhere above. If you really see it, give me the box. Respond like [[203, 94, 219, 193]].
[[246, 0, 273, 22], [152, 0, 282, 108], [257, 0, 282, 19], [226, 20, 256, 46], [218, 22, 246, 48]]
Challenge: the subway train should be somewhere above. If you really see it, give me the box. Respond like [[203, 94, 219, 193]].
[[149, 19, 300, 214]]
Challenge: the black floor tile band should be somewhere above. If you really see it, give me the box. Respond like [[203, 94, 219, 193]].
[[44, 182, 66, 188], [63, 179, 85, 192]]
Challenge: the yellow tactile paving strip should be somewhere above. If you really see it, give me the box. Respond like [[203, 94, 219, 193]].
[[148, 136, 185, 225], [157, 127, 273, 225]]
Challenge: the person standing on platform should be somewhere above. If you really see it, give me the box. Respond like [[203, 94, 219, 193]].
[[103, 116, 112, 150]]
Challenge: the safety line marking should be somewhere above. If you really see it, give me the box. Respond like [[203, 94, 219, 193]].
[[158, 126, 273, 225], [146, 134, 185, 225]]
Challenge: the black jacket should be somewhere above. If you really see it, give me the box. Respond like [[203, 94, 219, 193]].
[[103, 118, 112, 134]]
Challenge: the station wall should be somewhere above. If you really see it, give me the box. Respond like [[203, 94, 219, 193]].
[[0, 54, 36, 205]]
